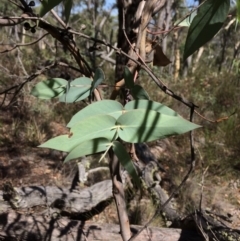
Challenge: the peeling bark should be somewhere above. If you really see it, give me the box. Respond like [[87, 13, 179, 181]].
[[0, 180, 112, 218]]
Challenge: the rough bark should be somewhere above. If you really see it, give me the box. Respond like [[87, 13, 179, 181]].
[[0, 180, 112, 218], [109, 149, 131, 241], [0, 211, 204, 241], [135, 143, 179, 223], [1, 146, 240, 241]]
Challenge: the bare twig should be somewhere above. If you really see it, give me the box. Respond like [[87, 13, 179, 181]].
[[0, 33, 49, 54], [69, 28, 197, 108], [57, 62, 82, 73], [0, 16, 49, 24], [0, 62, 56, 107], [0, 61, 83, 96], [189, 106, 196, 170], [50, 9, 67, 28], [194, 109, 235, 123], [0, 0, 201, 109], [163, 0, 208, 39], [0, 15, 93, 77], [194, 210, 209, 240], [0, 59, 102, 108], [0, 13, 196, 108], [9, 0, 23, 9], [0, 17, 24, 26], [99, 47, 116, 66], [199, 166, 209, 211], [17, 48, 29, 76], [109, 150, 131, 241], [37, 0, 67, 28]]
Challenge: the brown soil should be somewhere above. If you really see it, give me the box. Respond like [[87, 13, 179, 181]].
[[0, 108, 240, 228]]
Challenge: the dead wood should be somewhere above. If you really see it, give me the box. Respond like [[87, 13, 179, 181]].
[[0, 211, 204, 241], [1, 145, 239, 241], [0, 180, 112, 218]]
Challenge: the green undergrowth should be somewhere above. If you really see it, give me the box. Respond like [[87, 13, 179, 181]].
[[137, 68, 240, 216], [144, 68, 240, 176]]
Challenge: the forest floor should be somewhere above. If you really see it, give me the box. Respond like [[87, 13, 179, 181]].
[[0, 104, 240, 230]]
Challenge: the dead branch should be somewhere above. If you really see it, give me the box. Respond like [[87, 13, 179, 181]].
[[0, 17, 24, 26], [0, 211, 204, 241], [0, 180, 112, 217], [0, 33, 49, 54]]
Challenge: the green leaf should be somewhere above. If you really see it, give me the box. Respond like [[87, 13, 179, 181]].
[[39, 134, 75, 152], [237, 0, 240, 22], [124, 66, 134, 89], [112, 141, 141, 188], [117, 109, 200, 143], [131, 85, 150, 100], [64, 138, 110, 163], [123, 67, 149, 100], [39, 0, 63, 17], [176, 11, 197, 27], [70, 114, 118, 142], [125, 100, 179, 116], [90, 68, 105, 95], [184, 0, 230, 60], [39, 114, 117, 151], [30, 78, 67, 99], [67, 100, 123, 127], [59, 77, 92, 103], [63, 0, 73, 23]]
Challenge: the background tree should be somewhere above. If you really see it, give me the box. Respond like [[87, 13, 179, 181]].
[[0, 0, 240, 241]]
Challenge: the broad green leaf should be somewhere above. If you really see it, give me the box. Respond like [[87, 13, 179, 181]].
[[90, 68, 105, 95], [112, 141, 141, 188], [31, 78, 67, 99], [125, 100, 179, 116], [59, 77, 92, 103], [63, 0, 73, 23], [123, 67, 149, 100], [131, 85, 150, 100], [124, 66, 134, 89], [237, 0, 240, 23], [117, 109, 200, 143], [176, 11, 197, 27], [59, 86, 90, 103], [39, 0, 63, 17], [70, 114, 118, 142], [64, 138, 110, 163], [67, 100, 123, 127], [70, 77, 92, 87], [39, 134, 76, 152], [184, 0, 230, 60], [40, 114, 117, 151]]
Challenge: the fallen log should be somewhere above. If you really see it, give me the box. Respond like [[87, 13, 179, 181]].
[[0, 211, 204, 241], [0, 180, 112, 218], [1, 144, 239, 241]]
